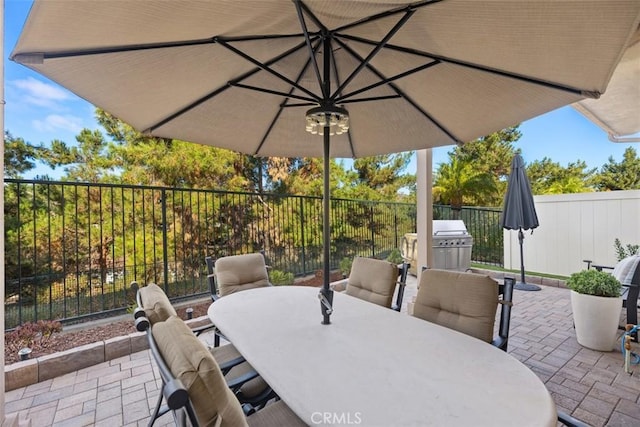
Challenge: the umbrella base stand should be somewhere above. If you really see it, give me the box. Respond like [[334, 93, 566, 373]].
[[514, 282, 541, 291], [514, 229, 540, 291]]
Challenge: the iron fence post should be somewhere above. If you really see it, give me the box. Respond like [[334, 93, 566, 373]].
[[370, 206, 375, 257], [161, 189, 169, 290], [300, 196, 306, 276]]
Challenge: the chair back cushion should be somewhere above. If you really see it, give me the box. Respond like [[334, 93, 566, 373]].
[[346, 257, 398, 308], [215, 253, 270, 297], [413, 269, 498, 343], [138, 283, 177, 325], [612, 255, 640, 285], [152, 316, 248, 427]]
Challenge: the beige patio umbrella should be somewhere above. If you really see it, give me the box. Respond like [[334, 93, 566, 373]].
[[10, 0, 640, 324], [573, 24, 640, 142]]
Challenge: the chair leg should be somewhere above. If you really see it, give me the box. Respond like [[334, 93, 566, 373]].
[[625, 285, 639, 340], [148, 381, 166, 427]]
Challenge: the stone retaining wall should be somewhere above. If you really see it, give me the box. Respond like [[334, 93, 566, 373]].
[[4, 316, 211, 391]]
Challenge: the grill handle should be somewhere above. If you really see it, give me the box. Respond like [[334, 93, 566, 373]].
[[433, 230, 469, 236]]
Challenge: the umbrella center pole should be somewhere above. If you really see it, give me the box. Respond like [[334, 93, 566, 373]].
[[518, 229, 525, 283], [320, 128, 334, 325]]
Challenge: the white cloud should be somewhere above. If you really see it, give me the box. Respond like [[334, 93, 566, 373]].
[[11, 77, 75, 109], [33, 114, 84, 134]]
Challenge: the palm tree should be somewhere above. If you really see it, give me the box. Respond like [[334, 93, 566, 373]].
[[433, 157, 497, 218]]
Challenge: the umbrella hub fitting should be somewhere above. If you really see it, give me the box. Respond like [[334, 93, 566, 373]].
[[305, 105, 349, 136]]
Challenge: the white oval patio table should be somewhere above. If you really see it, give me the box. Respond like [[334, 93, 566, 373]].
[[208, 286, 556, 426]]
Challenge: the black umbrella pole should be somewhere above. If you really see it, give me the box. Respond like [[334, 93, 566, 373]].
[[320, 131, 334, 324], [515, 228, 541, 291], [519, 229, 525, 283]]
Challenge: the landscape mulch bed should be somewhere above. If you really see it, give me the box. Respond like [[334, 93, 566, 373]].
[[4, 272, 342, 365]]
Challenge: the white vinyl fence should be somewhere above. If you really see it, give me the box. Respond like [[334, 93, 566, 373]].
[[503, 190, 640, 277]]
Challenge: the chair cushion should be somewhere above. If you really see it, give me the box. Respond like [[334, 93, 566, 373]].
[[215, 253, 270, 296], [413, 269, 499, 343], [152, 316, 248, 427], [138, 283, 177, 325], [346, 257, 398, 308], [612, 255, 640, 285]]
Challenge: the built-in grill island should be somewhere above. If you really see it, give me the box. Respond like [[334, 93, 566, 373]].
[[401, 220, 473, 273]]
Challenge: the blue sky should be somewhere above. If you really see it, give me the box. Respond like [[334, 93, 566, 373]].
[[4, 0, 638, 179]]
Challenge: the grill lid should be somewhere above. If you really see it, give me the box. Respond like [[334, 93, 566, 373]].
[[433, 220, 469, 236]]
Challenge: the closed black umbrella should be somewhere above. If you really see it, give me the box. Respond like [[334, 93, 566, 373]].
[[501, 154, 540, 291]]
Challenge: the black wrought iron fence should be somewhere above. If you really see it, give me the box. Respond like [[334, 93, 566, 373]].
[[4, 179, 417, 328], [5, 179, 503, 328]]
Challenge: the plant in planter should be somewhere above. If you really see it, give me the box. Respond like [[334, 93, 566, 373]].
[[567, 269, 622, 351]]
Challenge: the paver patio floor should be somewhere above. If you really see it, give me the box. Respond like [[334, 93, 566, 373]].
[[5, 276, 640, 426]]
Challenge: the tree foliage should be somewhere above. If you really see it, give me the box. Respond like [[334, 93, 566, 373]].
[[593, 147, 640, 191], [433, 156, 497, 213], [4, 131, 40, 179], [526, 158, 596, 195], [434, 128, 517, 209]]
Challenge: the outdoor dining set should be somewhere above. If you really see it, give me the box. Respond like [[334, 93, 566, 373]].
[[131, 252, 599, 427]]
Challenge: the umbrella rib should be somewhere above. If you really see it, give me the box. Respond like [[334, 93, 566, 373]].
[[331, 9, 415, 102], [216, 33, 315, 43], [339, 95, 403, 104], [295, 0, 329, 33], [216, 38, 321, 102], [339, 34, 596, 98], [332, 0, 444, 34], [12, 33, 314, 62], [334, 58, 440, 103], [231, 83, 317, 103], [280, 102, 317, 107], [327, 40, 356, 158], [334, 38, 461, 144], [13, 38, 219, 61], [255, 41, 321, 155], [295, 0, 325, 98], [146, 39, 314, 133]]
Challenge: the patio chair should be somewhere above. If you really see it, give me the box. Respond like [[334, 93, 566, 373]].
[[150, 315, 305, 427], [584, 255, 640, 334], [134, 284, 275, 424], [209, 253, 271, 298], [205, 253, 272, 347], [344, 256, 410, 311], [412, 269, 515, 351]]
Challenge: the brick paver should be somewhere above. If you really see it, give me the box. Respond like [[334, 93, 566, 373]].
[[5, 277, 640, 426]]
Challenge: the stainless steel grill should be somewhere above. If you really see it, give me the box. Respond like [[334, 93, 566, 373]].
[[400, 220, 473, 274], [432, 220, 473, 271]]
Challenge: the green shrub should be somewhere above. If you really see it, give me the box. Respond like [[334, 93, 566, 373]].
[[269, 270, 294, 286], [339, 257, 353, 277], [614, 238, 639, 262], [386, 248, 403, 265], [566, 269, 621, 297]]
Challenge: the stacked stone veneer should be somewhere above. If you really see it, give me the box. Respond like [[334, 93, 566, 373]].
[[4, 315, 211, 391]]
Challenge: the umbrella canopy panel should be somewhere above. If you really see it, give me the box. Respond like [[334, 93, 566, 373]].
[[11, 0, 640, 158], [573, 25, 640, 141]]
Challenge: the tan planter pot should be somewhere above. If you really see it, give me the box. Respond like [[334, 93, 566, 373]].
[[570, 290, 622, 351]]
